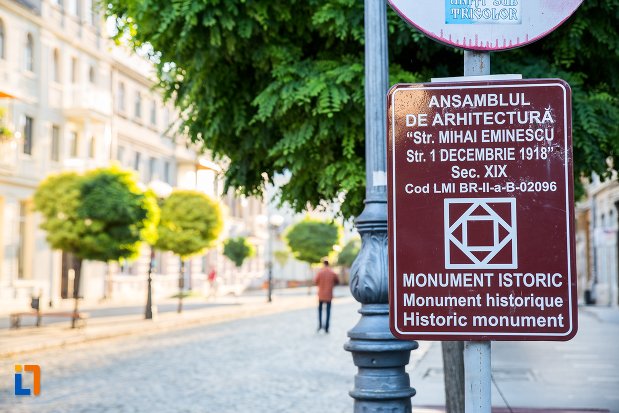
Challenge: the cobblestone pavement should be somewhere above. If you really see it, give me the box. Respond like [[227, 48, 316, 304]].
[[0, 299, 362, 413], [0, 301, 617, 413]]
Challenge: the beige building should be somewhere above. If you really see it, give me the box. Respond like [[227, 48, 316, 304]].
[[0, 0, 112, 306], [0, 0, 269, 309], [576, 175, 619, 308]]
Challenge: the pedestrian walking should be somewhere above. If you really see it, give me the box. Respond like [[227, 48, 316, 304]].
[[314, 259, 339, 333], [207, 268, 218, 300]]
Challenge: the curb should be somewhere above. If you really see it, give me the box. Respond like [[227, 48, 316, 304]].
[[413, 407, 610, 413]]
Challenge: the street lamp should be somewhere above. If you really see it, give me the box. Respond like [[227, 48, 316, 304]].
[[145, 179, 172, 320], [267, 213, 284, 303], [344, 0, 416, 410]]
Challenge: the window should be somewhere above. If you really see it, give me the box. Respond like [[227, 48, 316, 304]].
[[119, 259, 133, 275], [228, 194, 237, 217], [118, 82, 125, 112], [68, 131, 79, 157], [88, 65, 95, 84], [71, 57, 78, 83], [51, 125, 60, 161], [0, 19, 5, 60], [85, 0, 94, 25], [150, 100, 157, 125], [25, 34, 34, 72], [67, 0, 79, 17], [163, 161, 170, 184], [88, 136, 95, 158], [22, 116, 33, 155], [163, 108, 169, 126], [148, 157, 157, 181], [116, 145, 125, 163], [154, 251, 165, 275], [134, 151, 141, 171], [52, 49, 60, 83], [134, 91, 142, 118], [17, 201, 31, 279]]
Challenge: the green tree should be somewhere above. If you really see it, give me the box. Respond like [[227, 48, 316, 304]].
[[33, 172, 83, 261], [336, 237, 360, 285], [33, 166, 156, 326], [223, 236, 255, 268], [79, 167, 158, 261], [273, 249, 290, 269], [155, 190, 223, 312], [105, 1, 618, 216], [285, 218, 341, 291], [285, 219, 341, 265], [337, 238, 361, 268]]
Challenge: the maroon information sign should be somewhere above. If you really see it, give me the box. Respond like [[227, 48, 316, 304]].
[[387, 79, 577, 341]]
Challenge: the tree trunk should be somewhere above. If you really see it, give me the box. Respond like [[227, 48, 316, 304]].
[[177, 258, 185, 313], [442, 341, 465, 413], [307, 265, 313, 295], [71, 258, 83, 329], [104, 261, 113, 300], [188, 262, 193, 291]]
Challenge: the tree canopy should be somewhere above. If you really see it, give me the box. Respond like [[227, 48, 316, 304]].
[[33, 166, 156, 262], [337, 238, 361, 268], [33, 171, 83, 255], [273, 249, 290, 268], [79, 167, 158, 261], [106, 0, 619, 216], [155, 190, 223, 258], [285, 219, 341, 265], [223, 236, 255, 268]]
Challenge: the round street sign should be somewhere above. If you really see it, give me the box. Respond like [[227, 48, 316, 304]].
[[388, 0, 583, 51]]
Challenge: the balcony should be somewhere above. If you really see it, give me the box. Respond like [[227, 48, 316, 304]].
[[63, 86, 112, 120], [0, 59, 33, 102], [0, 100, 17, 173]]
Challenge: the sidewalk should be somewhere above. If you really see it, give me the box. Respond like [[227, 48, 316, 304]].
[[0, 286, 353, 358], [409, 305, 619, 413]]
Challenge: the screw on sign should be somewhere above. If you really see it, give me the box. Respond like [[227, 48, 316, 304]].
[[388, 0, 583, 51], [387, 79, 577, 341]]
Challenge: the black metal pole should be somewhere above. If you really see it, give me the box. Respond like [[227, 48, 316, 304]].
[[344, 0, 416, 410], [178, 259, 185, 313], [145, 246, 155, 319], [267, 222, 274, 303]]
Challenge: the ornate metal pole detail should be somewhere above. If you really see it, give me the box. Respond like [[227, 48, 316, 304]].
[[344, 1, 417, 411]]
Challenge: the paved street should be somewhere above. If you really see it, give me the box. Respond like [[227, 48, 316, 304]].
[[0, 298, 360, 413], [0, 299, 618, 413]]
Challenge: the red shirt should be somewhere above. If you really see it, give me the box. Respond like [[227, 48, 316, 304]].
[[208, 270, 216, 282], [314, 266, 339, 301]]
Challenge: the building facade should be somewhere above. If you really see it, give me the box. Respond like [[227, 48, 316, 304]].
[[0, 0, 112, 306], [0, 0, 270, 309], [577, 175, 619, 308]]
